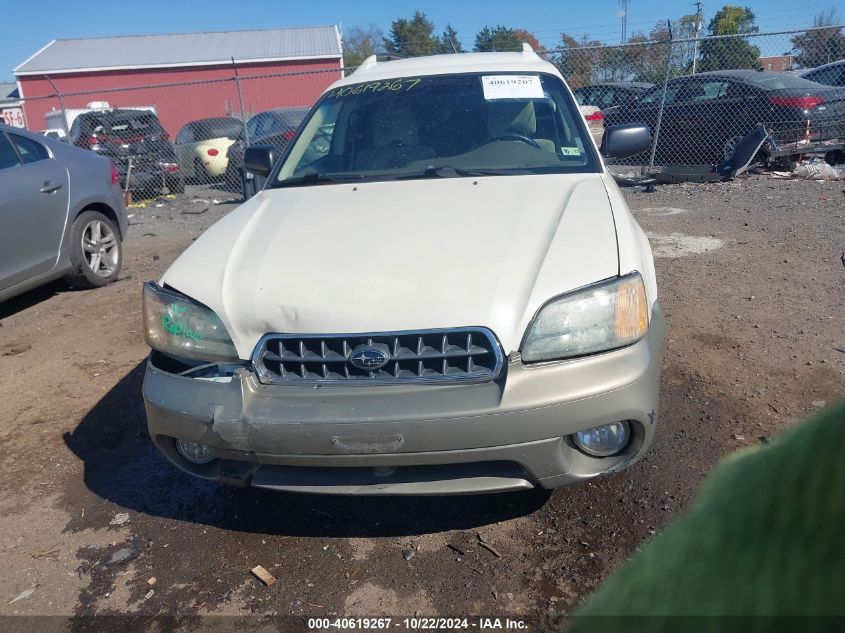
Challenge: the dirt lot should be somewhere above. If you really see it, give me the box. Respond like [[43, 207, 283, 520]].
[[0, 176, 843, 630]]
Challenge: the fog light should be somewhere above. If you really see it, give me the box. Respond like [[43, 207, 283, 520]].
[[176, 439, 217, 464], [573, 421, 630, 457]]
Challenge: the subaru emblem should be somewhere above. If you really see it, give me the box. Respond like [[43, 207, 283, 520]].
[[350, 345, 390, 371]]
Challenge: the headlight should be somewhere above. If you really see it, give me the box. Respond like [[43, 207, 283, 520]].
[[521, 273, 648, 362], [142, 282, 239, 363]]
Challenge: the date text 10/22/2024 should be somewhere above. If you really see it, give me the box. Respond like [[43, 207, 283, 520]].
[[307, 618, 529, 630]]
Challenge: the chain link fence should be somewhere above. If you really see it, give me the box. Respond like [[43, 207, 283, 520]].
[[16, 25, 845, 199], [21, 66, 343, 201], [554, 26, 845, 178]]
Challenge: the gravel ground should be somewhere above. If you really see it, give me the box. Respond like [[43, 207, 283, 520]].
[[0, 176, 842, 630]]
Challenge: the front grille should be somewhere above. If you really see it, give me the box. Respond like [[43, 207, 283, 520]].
[[252, 328, 504, 385]]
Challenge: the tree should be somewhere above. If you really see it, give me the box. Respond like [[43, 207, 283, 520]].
[[513, 29, 543, 53], [384, 11, 439, 57], [474, 26, 522, 52], [613, 32, 658, 83], [553, 33, 606, 88], [791, 9, 845, 68], [626, 18, 699, 82], [697, 5, 761, 71], [342, 24, 383, 67], [438, 24, 464, 53], [676, 13, 703, 71]]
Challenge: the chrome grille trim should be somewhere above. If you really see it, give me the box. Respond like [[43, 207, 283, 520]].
[[251, 327, 504, 385]]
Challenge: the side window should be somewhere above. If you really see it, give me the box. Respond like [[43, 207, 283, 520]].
[[10, 134, 50, 163], [176, 126, 194, 144], [725, 81, 754, 98], [615, 89, 639, 107], [299, 103, 342, 168], [677, 80, 728, 103], [640, 84, 680, 106], [698, 81, 728, 101], [574, 87, 593, 106], [593, 87, 616, 109], [0, 133, 22, 171]]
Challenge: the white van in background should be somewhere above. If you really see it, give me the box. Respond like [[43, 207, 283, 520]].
[[44, 101, 157, 136]]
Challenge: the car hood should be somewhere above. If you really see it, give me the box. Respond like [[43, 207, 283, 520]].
[[161, 174, 619, 358]]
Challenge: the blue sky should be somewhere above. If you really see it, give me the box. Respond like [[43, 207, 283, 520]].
[[4, 0, 839, 79]]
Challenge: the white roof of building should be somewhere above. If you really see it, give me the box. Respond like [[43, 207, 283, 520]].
[[329, 49, 559, 89], [15, 25, 342, 76]]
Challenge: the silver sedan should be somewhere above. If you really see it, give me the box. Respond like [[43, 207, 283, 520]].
[[0, 123, 128, 302]]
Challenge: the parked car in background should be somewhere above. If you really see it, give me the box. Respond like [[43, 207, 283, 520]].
[[68, 109, 184, 194], [175, 117, 243, 182], [796, 59, 845, 87], [574, 82, 654, 110], [574, 82, 653, 146], [605, 70, 845, 164], [0, 124, 127, 302], [44, 100, 156, 138], [41, 129, 66, 140], [225, 107, 309, 181], [142, 51, 664, 495]]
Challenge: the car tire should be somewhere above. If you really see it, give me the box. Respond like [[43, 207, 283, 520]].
[[168, 174, 186, 194], [64, 210, 123, 289], [722, 135, 743, 162], [225, 164, 241, 188], [193, 157, 208, 184]]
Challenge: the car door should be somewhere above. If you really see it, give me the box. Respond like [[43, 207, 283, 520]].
[[663, 78, 731, 164], [0, 132, 70, 290], [623, 81, 682, 160], [175, 124, 196, 176], [716, 80, 769, 158]]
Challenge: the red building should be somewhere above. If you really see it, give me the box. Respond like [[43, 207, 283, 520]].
[[14, 26, 343, 135], [759, 55, 793, 72]]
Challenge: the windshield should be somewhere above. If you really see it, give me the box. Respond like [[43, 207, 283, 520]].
[[95, 113, 162, 138], [273, 72, 599, 186], [194, 118, 243, 141], [245, 108, 309, 141]]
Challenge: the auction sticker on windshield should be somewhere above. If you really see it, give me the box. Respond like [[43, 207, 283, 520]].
[[481, 75, 544, 100]]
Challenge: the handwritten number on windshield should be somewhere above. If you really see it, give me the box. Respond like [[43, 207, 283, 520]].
[[327, 78, 422, 99]]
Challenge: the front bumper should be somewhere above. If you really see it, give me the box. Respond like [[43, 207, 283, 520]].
[[143, 304, 665, 495]]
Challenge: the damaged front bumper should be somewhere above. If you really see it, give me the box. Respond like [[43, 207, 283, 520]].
[[143, 305, 665, 495]]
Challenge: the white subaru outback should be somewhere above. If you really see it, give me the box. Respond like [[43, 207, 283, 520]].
[[142, 47, 664, 495]]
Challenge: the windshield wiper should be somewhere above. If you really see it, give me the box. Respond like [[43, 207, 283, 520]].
[[396, 165, 532, 180], [273, 172, 364, 188]]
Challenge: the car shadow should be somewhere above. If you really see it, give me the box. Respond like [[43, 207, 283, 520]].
[[185, 179, 248, 204], [0, 279, 68, 319], [64, 362, 551, 538]]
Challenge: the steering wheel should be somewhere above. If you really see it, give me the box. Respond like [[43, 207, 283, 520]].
[[487, 133, 541, 149]]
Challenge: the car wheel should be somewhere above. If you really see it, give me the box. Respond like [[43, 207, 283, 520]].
[[193, 157, 208, 184], [722, 135, 743, 162], [167, 174, 186, 194], [65, 211, 122, 289], [224, 164, 239, 187]]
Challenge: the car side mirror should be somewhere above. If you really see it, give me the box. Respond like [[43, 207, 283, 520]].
[[244, 145, 278, 177], [601, 124, 652, 159]]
